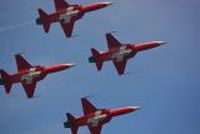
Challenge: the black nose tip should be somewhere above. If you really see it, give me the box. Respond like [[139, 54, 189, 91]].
[[36, 18, 42, 25]]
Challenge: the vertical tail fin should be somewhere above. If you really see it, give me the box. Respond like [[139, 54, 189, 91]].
[[66, 113, 78, 134], [0, 70, 12, 94], [36, 8, 51, 33], [90, 48, 103, 71]]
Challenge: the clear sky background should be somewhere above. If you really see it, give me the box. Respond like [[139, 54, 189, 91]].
[[0, 0, 200, 134]]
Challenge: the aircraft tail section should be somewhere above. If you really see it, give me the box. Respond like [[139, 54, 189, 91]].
[[65, 113, 79, 134], [36, 8, 51, 33], [0, 78, 3, 85], [0, 69, 12, 94], [89, 48, 103, 71]]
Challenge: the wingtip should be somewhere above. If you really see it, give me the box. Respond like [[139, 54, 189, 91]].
[[15, 52, 26, 56], [106, 31, 117, 36]]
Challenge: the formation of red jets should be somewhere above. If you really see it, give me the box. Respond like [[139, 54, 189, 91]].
[[1, 0, 166, 134]]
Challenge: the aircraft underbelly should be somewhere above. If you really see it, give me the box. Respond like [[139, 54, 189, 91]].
[[59, 9, 79, 24], [21, 68, 42, 84], [112, 48, 132, 62], [87, 111, 107, 127]]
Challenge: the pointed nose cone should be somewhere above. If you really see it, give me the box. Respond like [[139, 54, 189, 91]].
[[82, 1, 113, 13], [110, 106, 141, 117], [102, 1, 113, 7], [134, 40, 167, 52], [52, 63, 76, 70], [128, 106, 141, 111], [64, 63, 76, 68], [44, 63, 76, 74], [155, 41, 167, 45]]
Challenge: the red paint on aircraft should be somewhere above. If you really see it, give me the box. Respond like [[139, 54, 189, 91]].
[[89, 33, 166, 75], [36, 0, 113, 38], [0, 54, 75, 98], [64, 98, 140, 134]]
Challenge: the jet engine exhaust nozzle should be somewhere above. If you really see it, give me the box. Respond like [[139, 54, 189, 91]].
[[88, 56, 95, 63], [64, 121, 71, 128], [36, 18, 42, 25], [0, 78, 3, 85]]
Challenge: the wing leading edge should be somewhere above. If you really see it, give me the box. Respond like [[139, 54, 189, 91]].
[[21, 81, 37, 98], [106, 33, 121, 49], [113, 60, 127, 75], [60, 22, 75, 38], [15, 54, 32, 71], [54, 0, 70, 11], [81, 98, 97, 115]]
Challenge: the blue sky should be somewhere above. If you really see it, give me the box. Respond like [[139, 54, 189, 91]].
[[0, 0, 200, 134]]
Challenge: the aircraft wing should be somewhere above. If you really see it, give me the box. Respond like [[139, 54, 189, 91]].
[[21, 81, 37, 98], [91, 48, 103, 71], [54, 0, 70, 11], [113, 59, 127, 75], [81, 98, 97, 115], [15, 54, 32, 71], [88, 125, 102, 134], [60, 22, 75, 38], [106, 33, 121, 49]]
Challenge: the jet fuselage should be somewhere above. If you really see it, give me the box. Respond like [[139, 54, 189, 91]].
[[36, 2, 112, 25], [89, 41, 165, 63], [64, 106, 140, 128], [0, 64, 74, 85]]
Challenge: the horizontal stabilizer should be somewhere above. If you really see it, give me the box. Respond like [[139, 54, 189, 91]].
[[37, 8, 51, 33], [91, 48, 103, 71], [0, 70, 12, 94], [67, 113, 76, 122], [66, 113, 78, 134]]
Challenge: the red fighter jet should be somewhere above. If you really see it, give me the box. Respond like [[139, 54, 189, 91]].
[[36, 0, 113, 38], [64, 98, 140, 134], [0, 54, 75, 98], [89, 33, 167, 75]]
